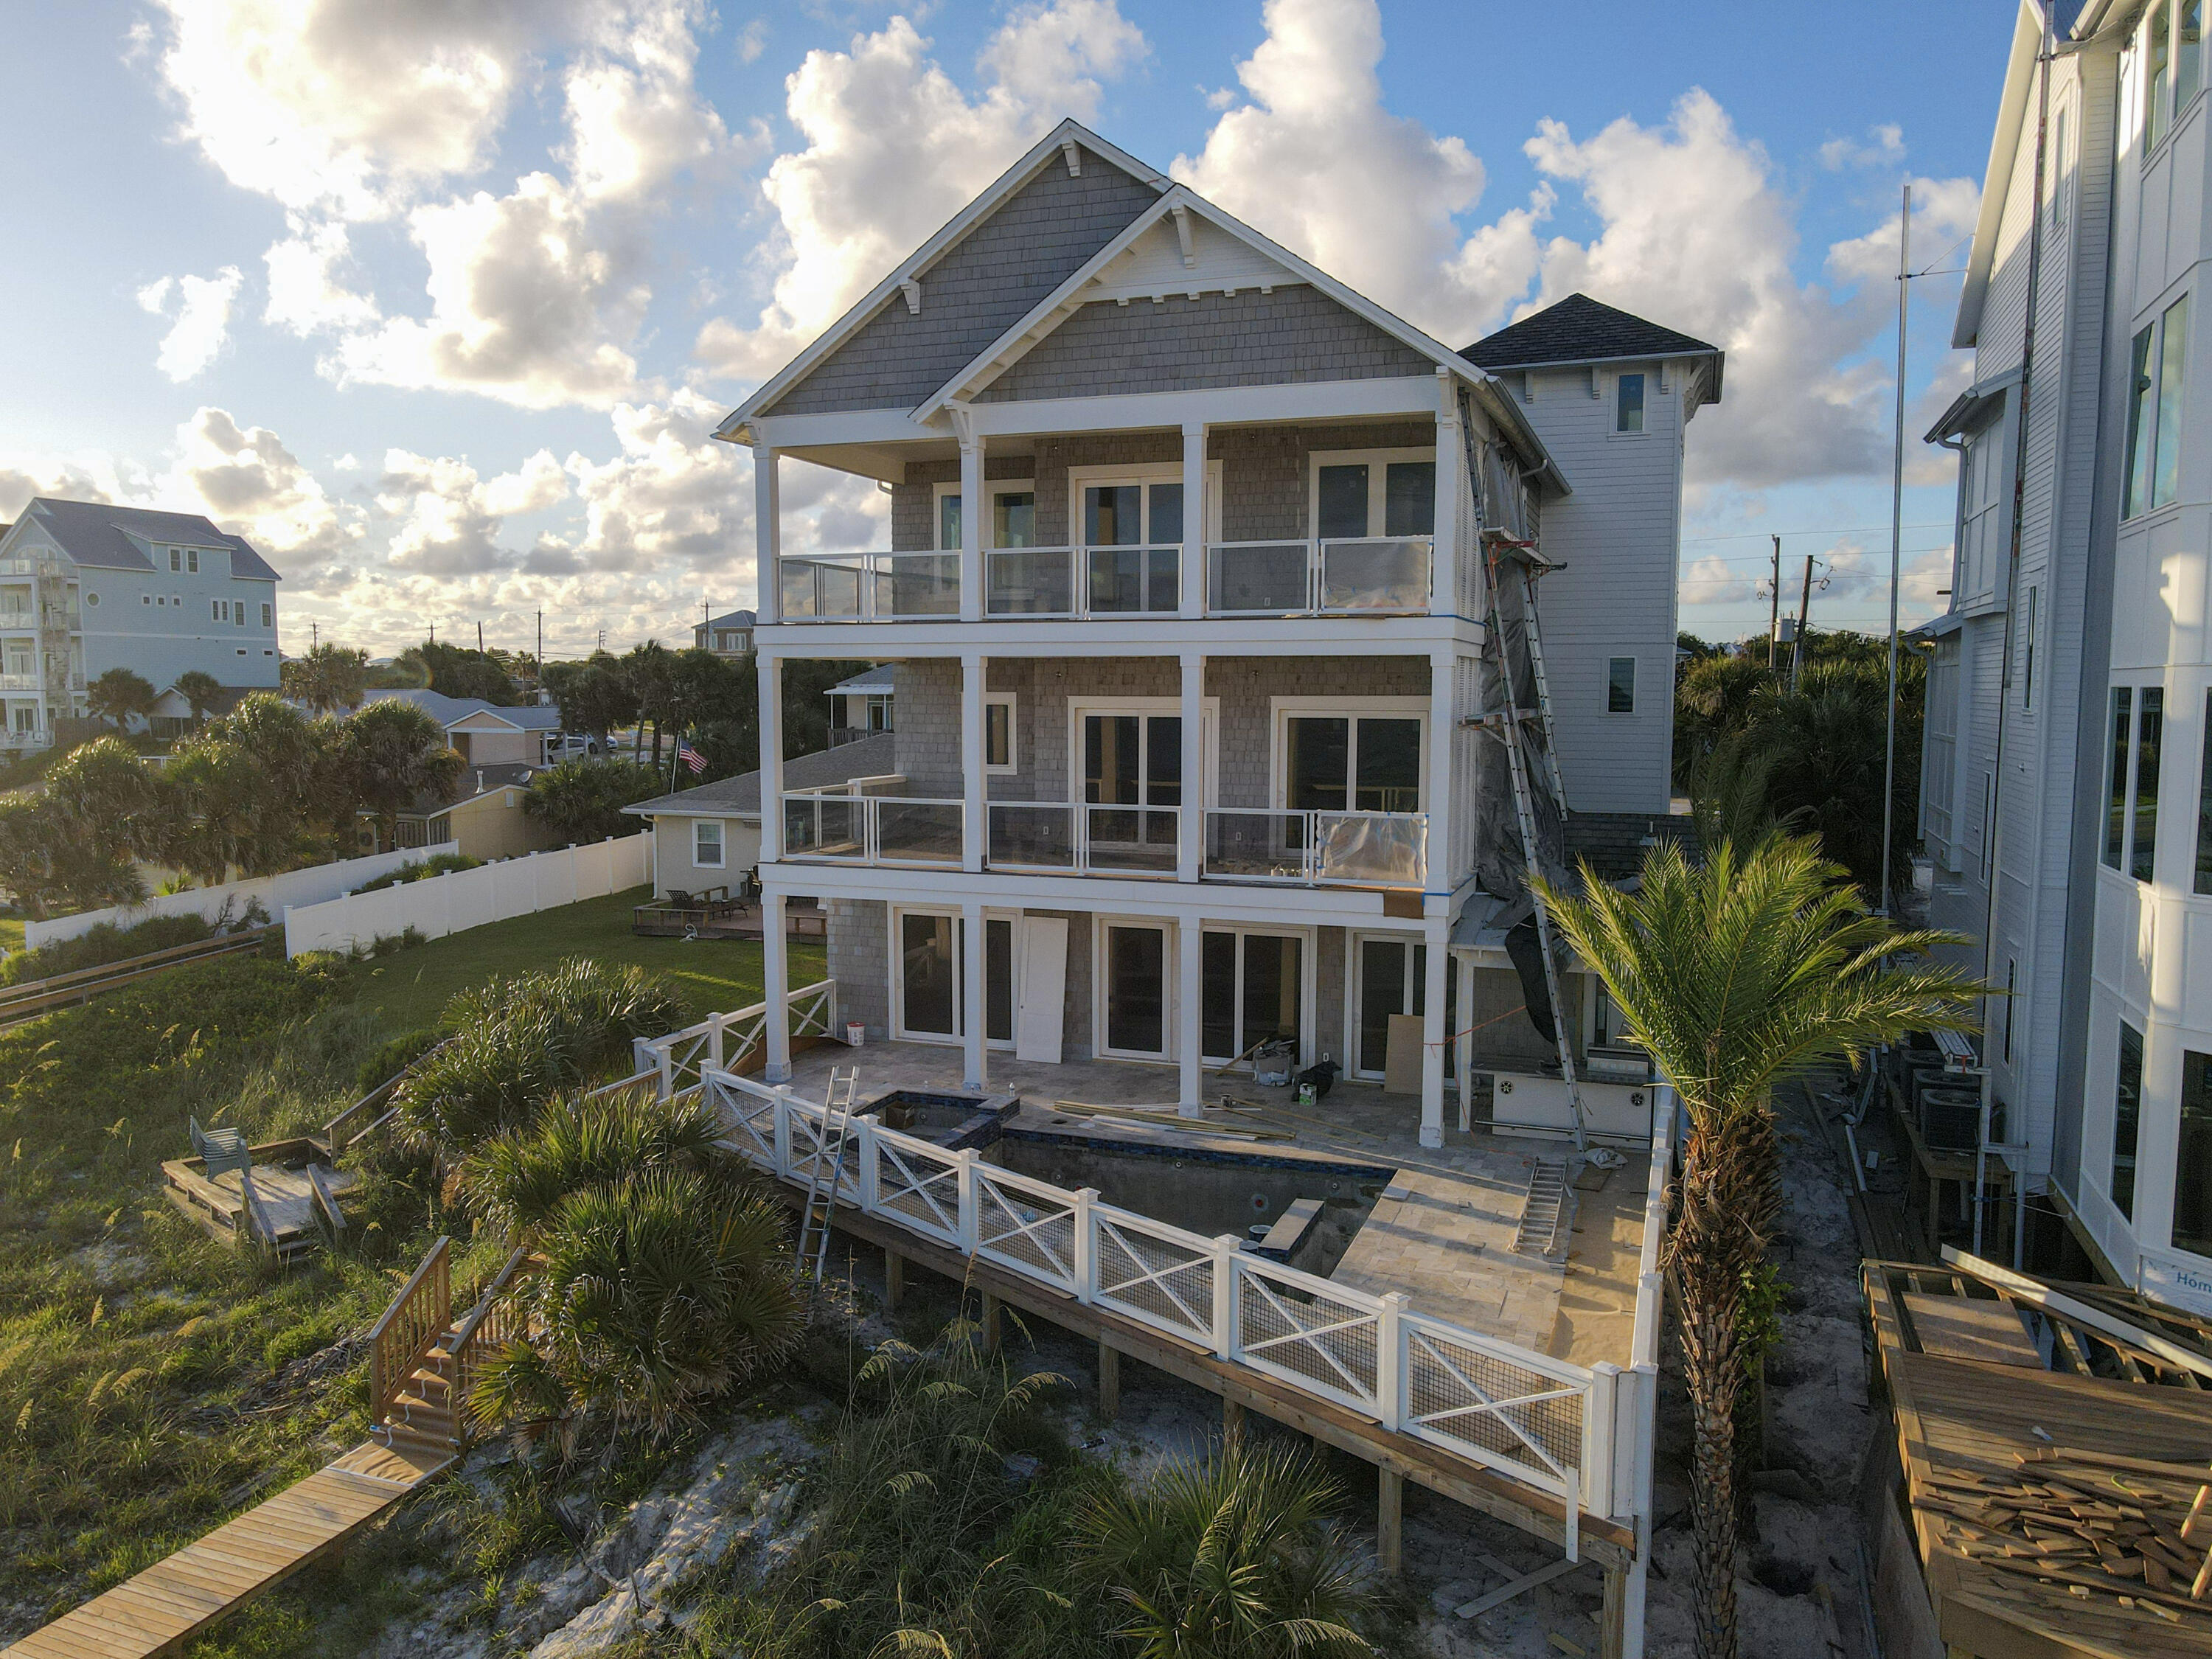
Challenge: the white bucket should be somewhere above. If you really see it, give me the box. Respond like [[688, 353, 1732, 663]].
[[846, 1021, 866, 1047]]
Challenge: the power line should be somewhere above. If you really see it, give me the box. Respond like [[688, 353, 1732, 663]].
[[1681, 519, 1952, 545]]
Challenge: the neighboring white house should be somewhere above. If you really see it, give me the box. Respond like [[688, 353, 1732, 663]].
[[622, 731, 896, 894], [825, 663, 894, 742], [0, 498, 282, 744], [361, 687, 566, 767], [720, 118, 1717, 1153], [693, 608, 757, 658]]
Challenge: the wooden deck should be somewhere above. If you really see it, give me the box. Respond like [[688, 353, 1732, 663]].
[[0, 1441, 448, 1659], [159, 1138, 355, 1263]]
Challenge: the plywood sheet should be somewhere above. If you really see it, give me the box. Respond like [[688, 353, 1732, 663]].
[[1383, 1012, 1424, 1094], [1902, 1293, 2042, 1367]]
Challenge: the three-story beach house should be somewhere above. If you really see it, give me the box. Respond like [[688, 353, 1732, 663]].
[[720, 121, 1718, 1149]]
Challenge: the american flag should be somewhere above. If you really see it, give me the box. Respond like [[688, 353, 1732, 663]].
[[678, 742, 707, 775]]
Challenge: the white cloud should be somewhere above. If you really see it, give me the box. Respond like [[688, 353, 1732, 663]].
[[736, 19, 768, 66], [161, 406, 352, 556], [1677, 552, 1761, 606], [263, 217, 380, 335], [1821, 123, 1907, 171], [140, 266, 245, 380], [376, 445, 570, 575], [696, 2, 1146, 382]]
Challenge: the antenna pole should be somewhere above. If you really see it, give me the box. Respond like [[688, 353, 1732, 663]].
[[1881, 182, 1912, 914]]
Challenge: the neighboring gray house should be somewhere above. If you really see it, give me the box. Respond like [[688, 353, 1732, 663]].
[[720, 118, 1718, 1151], [624, 731, 896, 894], [0, 498, 282, 743], [693, 608, 757, 658], [360, 687, 566, 766]]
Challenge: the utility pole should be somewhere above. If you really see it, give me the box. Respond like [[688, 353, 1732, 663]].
[[476, 619, 485, 653], [1791, 554, 1816, 689], [535, 611, 543, 695], [310, 620, 318, 650], [1767, 534, 1782, 669], [1881, 181, 1912, 915]]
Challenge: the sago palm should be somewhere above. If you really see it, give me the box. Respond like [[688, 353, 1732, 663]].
[[455, 1083, 739, 1238], [1540, 833, 1979, 1659]]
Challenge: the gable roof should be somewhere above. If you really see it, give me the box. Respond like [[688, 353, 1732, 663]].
[[698, 609, 757, 630], [364, 686, 562, 730], [1461, 293, 1722, 386], [825, 664, 894, 696], [719, 120, 1168, 439], [15, 498, 281, 580], [623, 731, 899, 819], [914, 182, 1566, 489]]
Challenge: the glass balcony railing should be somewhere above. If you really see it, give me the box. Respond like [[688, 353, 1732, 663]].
[[1206, 537, 1433, 616], [982, 546, 1183, 617], [781, 788, 962, 866], [778, 553, 959, 622], [1203, 808, 1427, 888], [985, 802, 1180, 874]]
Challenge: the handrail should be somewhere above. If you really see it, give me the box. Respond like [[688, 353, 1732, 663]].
[[449, 1245, 534, 1441], [369, 1237, 451, 1425], [324, 1033, 462, 1151], [0, 928, 275, 1026]]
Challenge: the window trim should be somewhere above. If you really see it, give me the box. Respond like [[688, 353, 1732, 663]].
[[1066, 461, 1222, 548], [1613, 370, 1649, 435], [1605, 655, 1638, 715], [1093, 915, 1176, 1062], [2124, 292, 2190, 518], [1269, 695, 1430, 815], [1065, 695, 1219, 807], [931, 481, 963, 552], [692, 817, 725, 869], [1306, 448, 1439, 540], [984, 690, 1017, 775]]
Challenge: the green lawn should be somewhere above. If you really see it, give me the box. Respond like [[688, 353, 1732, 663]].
[[0, 916, 23, 952], [332, 884, 827, 1035]]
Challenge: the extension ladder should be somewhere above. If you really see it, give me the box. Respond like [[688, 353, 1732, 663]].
[[796, 1067, 858, 1280]]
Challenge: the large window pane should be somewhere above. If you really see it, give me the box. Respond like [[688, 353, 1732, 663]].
[[2177, 1050, 2212, 1256], [1318, 465, 1368, 538], [1105, 926, 1166, 1054], [1615, 372, 1646, 433], [1359, 939, 1407, 1077], [993, 492, 1034, 549], [1148, 481, 1183, 546], [2157, 295, 2191, 509], [1201, 932, 1238, 1060], [2126, 326, 2157, 518], [939, 493, 962, 552], [2197, 689, 2212, 894], [1088, 547, 1144, 613], [2115, 1020, 2145, 1218], [1086, 714, 1142, 804], [2151, 1, 2174, 149], [2184, 0, 2205, 108], [1147, 714, 1181, 807], [1383, 462, 1435, 535], [1356, 717, 1422, 813], [2135, 687, 2166, 883], [1085, 485, 1141, 545], [1243, 935, 1301, 1057], [1287, 716, 1349, 811], [901, 913, 956, 1037], [986, 918, 1014, 1044], [2107, 687, 2134, 869]]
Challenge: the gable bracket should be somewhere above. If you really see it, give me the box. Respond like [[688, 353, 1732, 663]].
[[1061, 138, 1082, 177], [900, 279, 922, 316], [1171, 204, 1197, 269]]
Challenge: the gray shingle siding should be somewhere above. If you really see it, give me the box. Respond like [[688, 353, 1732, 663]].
[[828, 899, 889, 1039], [974, 287, 1435, 403], [764, 148, 1161, 417]]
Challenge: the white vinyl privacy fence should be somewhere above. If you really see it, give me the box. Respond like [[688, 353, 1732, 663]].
[[27, 846, 439, 948], [283, 832, 653, 957], [644, 1043, 1674, 1561]]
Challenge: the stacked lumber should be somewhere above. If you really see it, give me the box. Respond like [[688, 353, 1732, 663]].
[[1913, 1445, 2212, 1627]]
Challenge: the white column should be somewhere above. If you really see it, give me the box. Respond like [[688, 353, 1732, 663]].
[[1420, 919, 1448, 1148], [1180, 421, 1208, 616], [1433, 372, 1461, 618], [759, 653, 785, 863], [961, 653, 986, 872], [1178, 651, 1205, 882], [1425, 650, 1454, 898], [962, 900, 987, 1091], [763, 888, 791, 1082], [754, 444, 781, 620], [1453, 947, 1473, 1133], [958, 424, 984, 622], [1178, 917, 1203, 1116]]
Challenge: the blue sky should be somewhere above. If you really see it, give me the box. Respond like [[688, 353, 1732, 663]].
[[0, 0, 2015, 658]]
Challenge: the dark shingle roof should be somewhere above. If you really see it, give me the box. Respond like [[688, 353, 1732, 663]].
[[1461, 293, 1720, 375], [22, 498, 281, 581], [699, 609, 757, 630], [623, 731, 899, 819]]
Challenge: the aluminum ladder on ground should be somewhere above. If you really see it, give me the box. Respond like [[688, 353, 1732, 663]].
[[1458, 394, 1587, 1151], [1512, 1158, 1568, 1255], [796, 1066, 858, 1281]]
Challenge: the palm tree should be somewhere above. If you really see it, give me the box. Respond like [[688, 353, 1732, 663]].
[[85, 667, 156, 733], [1075, 1438, 1375, 1658], [523, 756, 662, 841], [1540, 835, 1980, 1659], [469, 1167, 804, 1447], [278, 642, 367, 714], [454, 1085, 740, 1239], [336, 697, 462, 849], [171, 669, 223, 730]]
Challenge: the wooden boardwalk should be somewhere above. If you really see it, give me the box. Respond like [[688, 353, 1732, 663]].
[[1, 1441, 448, 1659]]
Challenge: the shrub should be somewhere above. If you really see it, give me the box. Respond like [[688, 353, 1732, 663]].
[[351, 852, 482, 894], [392, 958, 686, 1156], [0, 914, 218, 987], [468, 1166, 804, 1444], [353, 1026, 443, 1096], [453, 1085, 739, 1239]]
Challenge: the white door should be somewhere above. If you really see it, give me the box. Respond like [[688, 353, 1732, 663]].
[[1015, 915, 1068, 1062]]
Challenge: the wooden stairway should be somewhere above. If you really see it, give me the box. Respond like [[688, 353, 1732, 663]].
[[1, 1238, 528, 1658]]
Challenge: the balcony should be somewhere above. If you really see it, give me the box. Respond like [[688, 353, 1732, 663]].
[[0, 673, 41, 692], [782, 784, 963, 867], [1204, 809, 1427, 888], [771, 535, 1434, 623], [987, 802, 1180, 874]]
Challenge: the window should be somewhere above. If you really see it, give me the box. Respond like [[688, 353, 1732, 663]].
[[187, 549, 199, 574], [2114, 1020, 2145, 1218], [169, 548, 181, 571], [2177, 1050, 2212, 1256], [891, 910, 1014, 1045], [2022, 586, 2038, 711], [1310, 451, 1437, 539], [1201, 928, 1304, 1066], [1082, 480, 1180, 612], [2194, 689, 2212, 893], [1354, 935, 1427, 1079], [992, 490, 1035, 549], [2003, 960, 2017, 1064], [2150, 0, 2175, 150], [2126, 294, 2191, 516], [1281, 709, 1423, 813], [10, 706, 33, 734], [2184, 0, 2206, 114], [84, 592, 97, 608], [1101, 922, 1169, 1057], [2136, 687, 2166, 883], [1084, 712, 1180, 806], [261, 602, 272, 627], [141, 594, 150, 605], [1606, 657, 1636, 714], [984, 692, 1015, 773], [937, 489, 961, 552], [212, 599, 223, 622], [234, 602, 246, 628], [866, 692, 894, 733], [693, 819, 723, 868], [1615, 372, 1646, 433], [2107, 687, 2134, 868]]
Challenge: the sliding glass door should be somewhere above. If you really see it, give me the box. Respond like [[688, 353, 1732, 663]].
[[1201, 929, 1304, 1066], [1099, 922, 1169, 1058], [894, 910, 1014, 1045], [1284, 712, 1423, 814]]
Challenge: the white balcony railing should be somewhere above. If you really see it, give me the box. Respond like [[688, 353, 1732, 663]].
[[0, 673, 40, 692], [1204, 808, 1427, 888], [984, 546, 1181, 618], [782, 788, 962, 866], [987, 801, 1180, 874], [1207, 537, 1433, 616], [779, 552, 959, 622]]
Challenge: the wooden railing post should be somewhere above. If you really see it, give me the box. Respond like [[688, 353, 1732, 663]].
[[956, 1149, 979, 1254], [856, 1116, 880, 1213], [1377, 1291, 1407, 1432], [772, 1088, 793, 1178], [1211, 1237, 1238, 1360], [1586, 1362, 1620, 1521], [1072, 1187, 1099, 1304]]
